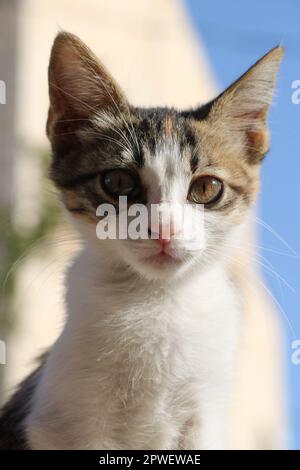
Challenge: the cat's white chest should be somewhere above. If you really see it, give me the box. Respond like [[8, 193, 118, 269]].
[[26, 254, 241, 450]]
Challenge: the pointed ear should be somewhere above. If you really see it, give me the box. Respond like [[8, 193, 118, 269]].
[[208, 46, 284, 163], [47, 32, 128, 143]]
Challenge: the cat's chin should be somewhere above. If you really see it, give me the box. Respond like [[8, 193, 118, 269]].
[[125, 251, 195, 281]]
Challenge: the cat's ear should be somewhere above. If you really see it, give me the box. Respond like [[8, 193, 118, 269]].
[[47, 32, 128, 141], [206, 46, 284, 163]]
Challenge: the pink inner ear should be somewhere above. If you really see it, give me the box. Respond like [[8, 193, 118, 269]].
[[247, 129, 265, 148], [235, 107, 269, 155], [235, 109, 266, 120]]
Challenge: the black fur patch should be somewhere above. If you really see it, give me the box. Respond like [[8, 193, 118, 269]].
[[0, 355, 46, 450]]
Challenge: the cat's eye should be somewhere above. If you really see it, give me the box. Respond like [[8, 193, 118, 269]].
[[188, 175, 223, 206], [101, 169, 140, 200]]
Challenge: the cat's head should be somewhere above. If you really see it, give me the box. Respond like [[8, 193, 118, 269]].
[[47, 32, 283, 280]]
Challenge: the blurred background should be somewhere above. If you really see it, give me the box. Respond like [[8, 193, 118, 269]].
[[0, 0, 299, 449]]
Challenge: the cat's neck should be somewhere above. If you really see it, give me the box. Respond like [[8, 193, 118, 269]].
[[69, 243, 225, 290], [64, 245, 232, 328]]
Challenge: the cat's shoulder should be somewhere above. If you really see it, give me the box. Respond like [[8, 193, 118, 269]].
[[0, 353, 47, 450]]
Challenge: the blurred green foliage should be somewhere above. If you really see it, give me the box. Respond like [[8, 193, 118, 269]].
[[0, 149, 62, 396], [0, 148, 62, 334]]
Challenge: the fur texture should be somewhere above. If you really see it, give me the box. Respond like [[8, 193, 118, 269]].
[[0, 33, 283, 450]]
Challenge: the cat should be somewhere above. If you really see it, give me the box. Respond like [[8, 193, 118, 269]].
[[0, 32, 283, 450]]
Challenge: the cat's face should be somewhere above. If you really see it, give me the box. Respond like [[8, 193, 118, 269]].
[[47, 32, 283, 280]]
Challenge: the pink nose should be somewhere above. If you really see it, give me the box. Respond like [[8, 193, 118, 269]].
[[148, 223, 179, 245]]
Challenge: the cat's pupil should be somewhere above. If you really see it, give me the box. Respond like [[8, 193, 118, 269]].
[[188, 176, 223, 206], [102, 169, 137, 199]]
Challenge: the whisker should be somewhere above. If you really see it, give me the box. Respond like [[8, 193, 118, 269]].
[[201, 245, 296, 338], [254, 215, 299, 258]]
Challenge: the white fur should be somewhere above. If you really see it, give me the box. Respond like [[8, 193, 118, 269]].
[[26, 251, 240, 450]]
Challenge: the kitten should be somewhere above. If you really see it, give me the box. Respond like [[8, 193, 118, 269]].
[[0, 32, 283, 450]]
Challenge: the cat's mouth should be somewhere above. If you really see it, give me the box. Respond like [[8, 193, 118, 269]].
[[141, 248, 182, 265]]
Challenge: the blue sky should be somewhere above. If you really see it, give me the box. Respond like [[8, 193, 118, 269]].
[[185, 0, 300, 449]]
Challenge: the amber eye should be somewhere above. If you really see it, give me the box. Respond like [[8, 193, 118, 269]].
[[188, 175, 223, 206], [101, 169, 140, 199]]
